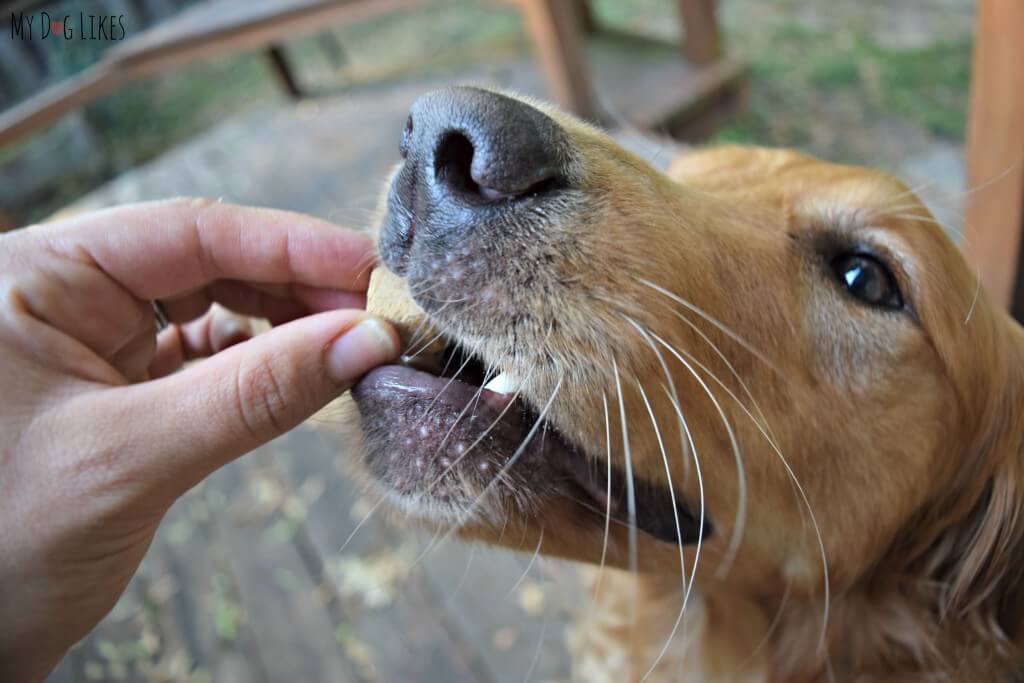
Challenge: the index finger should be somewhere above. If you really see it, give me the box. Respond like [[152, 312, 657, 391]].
[[43, 198, 378, 300]]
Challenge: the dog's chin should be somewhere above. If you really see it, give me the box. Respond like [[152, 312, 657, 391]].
[[350, 343, 710, 547]]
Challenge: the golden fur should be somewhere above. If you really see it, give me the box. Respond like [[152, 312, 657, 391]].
[[349, 90, 1024, 682]]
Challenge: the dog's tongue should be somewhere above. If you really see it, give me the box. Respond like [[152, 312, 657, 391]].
[[357, 364, 515, 414]]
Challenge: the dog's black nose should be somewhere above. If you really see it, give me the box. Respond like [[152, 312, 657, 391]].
[[401, 86, 569, 202]]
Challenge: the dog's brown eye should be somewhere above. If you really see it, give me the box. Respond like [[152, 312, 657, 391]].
[[831, 252, 903, 310]]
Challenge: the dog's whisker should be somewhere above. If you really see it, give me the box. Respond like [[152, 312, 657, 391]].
[[400, 311, 436, 356], [591, 391, 615, 603], [658, 337, 832, 649], [409, 514, 457, 569], [424, 377, 564, 557], [877, 204, 945, 219], [336, 490, 390, 555], [890, 156, 1022, 212], [468, 365, 498, 413], [880, 179, 940, 207], [554, 489, 635, 530], [649, 329, 747, 577], [638, 277, 779, 373], [419, 293, 474, 304], [403, 328, 450, 363], [741, 579, 792, 666], [666, 308, 781, 447], [412, 352, 477, 433], [662, 387, 704, 674], [623, 315, 692, 475], [422, 364, 542, 497], [635, 380, 689, 683], [964, 261, 982, 326], [611, 358, 640, 647], [882, 211, 966, 240], [506, 528, 545, 598], [351, 251, 380, 286], [400, 293, 486, 355]]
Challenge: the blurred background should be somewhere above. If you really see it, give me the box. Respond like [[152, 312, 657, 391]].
[[2, 0, 974, 229], [0, 1, 991, 681]]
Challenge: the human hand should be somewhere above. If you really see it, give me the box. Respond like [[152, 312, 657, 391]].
[[0, 198, 398, 681]]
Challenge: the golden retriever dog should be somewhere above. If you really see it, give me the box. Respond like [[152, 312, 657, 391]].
[[345, 86, 1024, 682]]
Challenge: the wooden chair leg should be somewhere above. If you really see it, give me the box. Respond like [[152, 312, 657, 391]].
[[520, 0, 596, 120], [676, 0, 720, 65], [264, 44, 303, 99], [962, 0, 1024, 316]]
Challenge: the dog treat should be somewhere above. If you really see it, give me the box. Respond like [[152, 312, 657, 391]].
[[366, 266, 446, 359]]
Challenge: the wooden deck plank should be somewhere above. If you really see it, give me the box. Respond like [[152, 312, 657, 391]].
[[205, 447, 363, 683], [153, 491, 272, 683], [46, 490, 274, 682], [277, 421, 499, 682], [415, 539, 580, 683]]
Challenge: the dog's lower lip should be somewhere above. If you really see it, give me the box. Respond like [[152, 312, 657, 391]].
[[351, 361, 555, 506]]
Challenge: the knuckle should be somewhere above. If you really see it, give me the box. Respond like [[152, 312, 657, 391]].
[[234, 354, 294, 443]]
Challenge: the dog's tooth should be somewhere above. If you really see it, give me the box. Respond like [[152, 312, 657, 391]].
[[484, 371, 519, 395]]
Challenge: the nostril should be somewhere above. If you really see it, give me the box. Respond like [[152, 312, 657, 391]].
[[433, 131, 563, 204], [400, 115, 413, 159], [434, 132, 481, 199]]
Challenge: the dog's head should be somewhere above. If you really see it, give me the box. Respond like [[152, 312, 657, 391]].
[[349, 87, 1024, 645]]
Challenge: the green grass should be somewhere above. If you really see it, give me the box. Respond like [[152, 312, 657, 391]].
[[710, 20, 970, 150], [870, 41, 971, 139]]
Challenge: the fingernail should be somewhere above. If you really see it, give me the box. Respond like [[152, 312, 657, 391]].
[[326, 317, 398, 383]]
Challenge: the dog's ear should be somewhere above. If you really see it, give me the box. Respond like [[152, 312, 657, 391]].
[[936, 320, 1024, 639]]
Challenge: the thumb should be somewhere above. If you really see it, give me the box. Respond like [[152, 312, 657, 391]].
[[116, 310, 398, 489]]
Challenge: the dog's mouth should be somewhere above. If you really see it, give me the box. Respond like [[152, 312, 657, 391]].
[[351, 86, 709, 549], [351, 339, 707, 546]]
